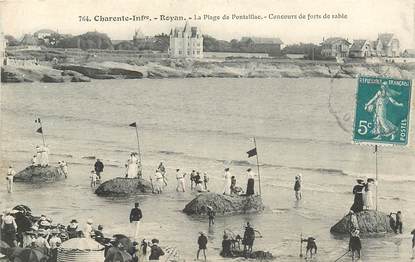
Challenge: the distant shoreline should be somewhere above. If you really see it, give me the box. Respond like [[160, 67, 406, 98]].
[[2, 50, 414, 83]]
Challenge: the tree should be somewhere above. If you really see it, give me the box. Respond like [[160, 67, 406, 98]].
[[4, 35, 19, 46]]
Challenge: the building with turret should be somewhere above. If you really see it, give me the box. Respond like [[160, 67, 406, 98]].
[[168, 22, 203, 58]]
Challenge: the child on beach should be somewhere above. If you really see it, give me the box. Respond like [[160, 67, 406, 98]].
[[90, 170, 98, 188], [207, 206, 215, 227]]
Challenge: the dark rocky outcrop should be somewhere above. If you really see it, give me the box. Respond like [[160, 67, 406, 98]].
[[183, 193, 265, 216], [330, 210, 394, 235], [224, 250, 274, 260], [95, 177, 153, 196], [14, 166, 65, 183]]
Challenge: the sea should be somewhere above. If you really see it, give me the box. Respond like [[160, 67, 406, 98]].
[[1, 78, 414, 261]]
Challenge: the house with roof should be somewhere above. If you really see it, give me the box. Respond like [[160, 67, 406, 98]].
[[349, 39, 372, 58], [320, 37, 351, 58], [240, 37, 283, 57], [168, 21, 203, 58], [373, 33, 400, 57]]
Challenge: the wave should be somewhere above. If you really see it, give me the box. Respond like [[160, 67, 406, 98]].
[[81, 156, 96, 160], [158, 150, 184, 156], [50, 153, 73, 158]]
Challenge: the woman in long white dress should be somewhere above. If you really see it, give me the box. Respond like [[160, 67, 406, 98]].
[[364, 178, 375, 210], [127, 153, 139, 178], [223, 168, 231, 195]]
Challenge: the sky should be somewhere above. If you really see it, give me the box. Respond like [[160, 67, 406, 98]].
[[0, 0, 414, 49]]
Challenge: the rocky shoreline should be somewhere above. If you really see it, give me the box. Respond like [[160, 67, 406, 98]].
[[2, 59, 414, 83]]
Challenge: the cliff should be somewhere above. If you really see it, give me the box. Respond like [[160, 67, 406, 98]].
[[14, 166, 65, 183], [183, 193, 265, 216], [95, 177, 153, 196], [330, 210, 394, 235]]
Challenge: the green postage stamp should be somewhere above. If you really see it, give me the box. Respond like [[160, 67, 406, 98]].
[[353, 76, 412, 145]]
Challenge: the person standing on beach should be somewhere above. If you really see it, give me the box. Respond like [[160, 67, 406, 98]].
[[31, 155, 37, 166], [207, 206, 215, 227], [197, 232, 208, 261], [149, 239, 164, 260], [223, 168, 231, 195], [349, 229, 362, 260], [157, 162, 167, 186], [176, 169, 186, 192], [203, 172, 209, 191], [351, 179, 365, 213], [154, 170, 164, 194], [294, 175, 302, 200], [394, 211, 403, 234], [35, 145, 42, 166], [83, 219, 94, 239], [40, 145, 49, 167], [90, 171, 98, 188], [1, 209, 18, 247], [190, 170, 196, 190], [242, 222, 255, 257], [6, 166, 16, 193], [130, 202, 143, 241], [363, 178, 375, 210], [246, 168, 255, 196], [94, 159, 104, 179]]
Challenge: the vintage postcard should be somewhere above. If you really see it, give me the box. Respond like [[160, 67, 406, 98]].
[[0, 0, 414, 261]]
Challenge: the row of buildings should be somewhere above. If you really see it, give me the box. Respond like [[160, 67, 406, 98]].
[[321, 33, 401, 59]]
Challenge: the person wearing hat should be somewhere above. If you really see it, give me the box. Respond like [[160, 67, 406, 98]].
[[94, 224, 105, 244], [128, 241, 140, 262], [31, 155, 37, 166], [6, 166, 16, 193], [349, 229, 362, 260], [149, 239, 164, 260], [176, 169, 186, 192], [1, 209, 18, 247], [207, 206, 215, 227], [190, 170, 196, 190], [221, 233, 232, 257], [33, 229, 50, 253], [67, 219, 80, 239], [246, 168, 256, 196], [35, 145, 42, 166], [350, 179, 365, 213], [157, 162, 167, 186], [49, 229, 62, 261], [60, 160, 69, 178], [94, 158, 104, 180], [90, 170, 98, 188], [363, 178, 375, 210], [197, 232, 208, 261], [294, 175, 302, 200], [83, 219, 94, 239], [242, 222, 255, 257], [203, 172, 209, 191], [223, 168, 231, 195], [130, 202, 143, 241]]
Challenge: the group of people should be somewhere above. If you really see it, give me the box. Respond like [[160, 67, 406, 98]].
[[220, 222, 258, 258], [222, 168, 256, 196], [32, 145, 50, 167], [57, 160, 69, 178], [350, 178, 376, 213]]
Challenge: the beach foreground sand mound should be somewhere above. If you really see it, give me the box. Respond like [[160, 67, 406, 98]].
[[95, 177, 153, 196], [183, 193, 265, 216], [14, 165, 65, 182], [330, 210, 394, 235]]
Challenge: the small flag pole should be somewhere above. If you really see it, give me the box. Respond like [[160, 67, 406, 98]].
[[134, 125, 142, 164], [253, 137, 262, 196], [37, 118, 46, 146], [375, 145, 378, 211]]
